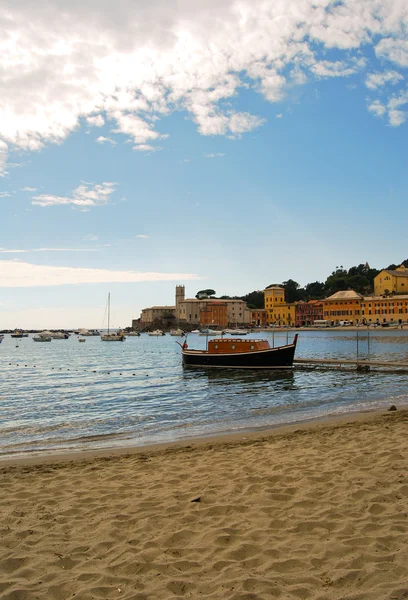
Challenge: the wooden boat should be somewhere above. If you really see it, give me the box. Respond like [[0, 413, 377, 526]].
[[180, 334, 298, 369]]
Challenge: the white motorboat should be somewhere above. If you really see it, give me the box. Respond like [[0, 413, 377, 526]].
[[33, 333, 52, 342], [199, 329, 223, 336], [147, 329, 165, 336], [224, 329, 248, 335], [169, 328, 184, 336]]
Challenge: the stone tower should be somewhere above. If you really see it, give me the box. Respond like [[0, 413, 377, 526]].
[[175, 285, 185, 320]]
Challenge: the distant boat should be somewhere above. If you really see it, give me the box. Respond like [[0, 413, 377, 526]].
[[33, 333, 52, 342], [11, 329, 28, 338], [78, 338, 86, 343], [224, 329, 248, 335], [100, 294, 126, 342], [126, 331, 141, 336], [147, 329, 165, 336], [199, 328, 223, 336], [41, 330, 69, 339], [78, 329, 100, 336], [169, 328, 184, 336], [180, 334, 298, 370], [0, 334, 4, 343]]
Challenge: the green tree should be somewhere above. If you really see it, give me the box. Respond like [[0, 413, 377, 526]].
[[195, 289, 216, 299], [304, 281, 325, 300], [282, 279, 303, 303], [240, 290, 264, 308]]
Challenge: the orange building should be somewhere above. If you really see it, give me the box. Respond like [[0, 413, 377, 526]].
[[322, 290, 363, 324], [250, 309, 268, 327], [200, 302, 228, 328]]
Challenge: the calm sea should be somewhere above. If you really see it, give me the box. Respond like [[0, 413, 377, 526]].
[[1, 329, 407, 458]]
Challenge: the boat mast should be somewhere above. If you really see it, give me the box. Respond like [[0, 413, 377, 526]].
[[107, 293, 110, 334]]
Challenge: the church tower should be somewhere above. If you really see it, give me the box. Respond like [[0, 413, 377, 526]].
[[175, 285, 185, 320]]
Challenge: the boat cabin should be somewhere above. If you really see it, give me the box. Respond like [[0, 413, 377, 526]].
[[207, 338, 270, 353]]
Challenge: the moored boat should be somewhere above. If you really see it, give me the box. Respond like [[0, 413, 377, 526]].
[[100, 294, 126, 341], [33, 333, 52, 342], [11, 329, 29, 338], [147, 329, 165, 336], [180, 334, 298, 369], [169, 328, 184, 336]]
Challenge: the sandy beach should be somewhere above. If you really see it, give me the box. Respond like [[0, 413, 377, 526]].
[[1, 409, 407, 600]]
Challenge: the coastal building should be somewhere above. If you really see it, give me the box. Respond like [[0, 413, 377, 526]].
[[264, 285, 285, 324], [295, 300, 323, 327], [140, 305, 176, 325], [250, 309, 268, 327], [322, 290, 363, 325], [360, 295, 408, 325], [273, 302, 296, 327], [200, 302, 228, 328], [374, 265, 408, 295], [140, 286, 251, 326]]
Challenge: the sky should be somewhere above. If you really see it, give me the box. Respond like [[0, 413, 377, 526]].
[[1, 0, 407, 330]]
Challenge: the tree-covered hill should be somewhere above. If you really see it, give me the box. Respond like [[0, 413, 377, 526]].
[[240, 259, 408, 308]]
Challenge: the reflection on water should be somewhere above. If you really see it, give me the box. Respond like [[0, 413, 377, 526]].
[[0, 329, 408, 456]]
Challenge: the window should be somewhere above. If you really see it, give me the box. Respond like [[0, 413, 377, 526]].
[[231, 345, 236, 350]]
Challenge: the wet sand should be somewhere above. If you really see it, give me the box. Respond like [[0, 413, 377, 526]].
[[1, 408, 407, 600]]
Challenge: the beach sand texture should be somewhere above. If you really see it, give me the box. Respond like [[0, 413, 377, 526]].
[[0, 410, 407, 600]]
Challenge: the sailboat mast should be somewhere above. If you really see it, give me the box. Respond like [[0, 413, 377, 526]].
[[107, 293, 110, 334]]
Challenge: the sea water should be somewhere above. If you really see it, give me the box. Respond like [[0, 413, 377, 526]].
[[1, 330, 407, 457]]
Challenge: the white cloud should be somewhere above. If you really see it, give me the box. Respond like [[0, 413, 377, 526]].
[[96, 136, 116, 145], [368, 89, 408, 126], [204, 152, 225, 158], [375, 38, 408, 68], [0, 247, 98, 253], [368, 100, 386, 118], [366, 71, 403, 90], [0, 191, 11, 198], [31, 181, 117, 208], [20, 186, 38, 192], [0, 0, 408, 163], [0, 140, 8, 176], [86, 114, 105, 127], [132, 144, 158, 152], [310, 59, 364, 79], [82, 234, 99, 241], [276, 113, 283, 118], [136, 234, 149, 239], [0, 260, 200, 287]]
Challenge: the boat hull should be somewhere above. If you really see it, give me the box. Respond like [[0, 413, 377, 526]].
[[182, 342, 296, 369]]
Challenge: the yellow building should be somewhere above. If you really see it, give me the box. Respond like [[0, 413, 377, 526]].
[[360, 295, 408, 325], [322, 290, 363, 324], [273, 302, 296, 326], [264, 285, 296, 326], [374, 265, 408, 295]]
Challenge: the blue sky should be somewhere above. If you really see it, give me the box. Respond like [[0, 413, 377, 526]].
[[1, 0, 407, 329]]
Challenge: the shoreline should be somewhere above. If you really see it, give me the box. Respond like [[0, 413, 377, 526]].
[[1, 406, 407, 599], [1, 403, 405, 468]]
